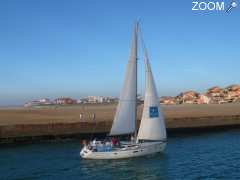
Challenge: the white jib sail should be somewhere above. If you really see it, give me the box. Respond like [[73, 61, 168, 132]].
[[137, 49, 167, 141], [110, 23, 138, 135]]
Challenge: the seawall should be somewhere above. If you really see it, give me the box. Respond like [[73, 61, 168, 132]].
[[1, 103, 240, 143]]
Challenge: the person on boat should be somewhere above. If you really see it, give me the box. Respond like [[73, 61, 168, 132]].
[[92, 138, 96, 146], [111, 137, 121, 147], [97, 141, 104, 152], [90, 138, 97, 151], [82, 139, 87, 147], [111, 137, 117, 146], [117, 139, 121, 147], [105, 141, 112, 151]]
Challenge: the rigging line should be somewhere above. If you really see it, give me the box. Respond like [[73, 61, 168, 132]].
[[138, 25, 147, 55]]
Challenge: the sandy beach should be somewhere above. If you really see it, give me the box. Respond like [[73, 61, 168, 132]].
[[0, 103, 240, 141]]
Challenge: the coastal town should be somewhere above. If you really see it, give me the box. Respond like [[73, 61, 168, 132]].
[[160, 84, 240, 105], [24, 96, 118, 107], [24, 84, 240, 107]]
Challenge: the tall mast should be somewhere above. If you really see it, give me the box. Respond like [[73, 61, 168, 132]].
[[134, 22, 139, 139]]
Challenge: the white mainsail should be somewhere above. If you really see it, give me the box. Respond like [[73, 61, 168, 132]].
[[137, 49, 167, 141], [110, 23, 138, 135]]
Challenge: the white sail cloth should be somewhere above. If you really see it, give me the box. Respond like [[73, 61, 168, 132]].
[[110, 24, 138, 135], [137, 49, 167, 141]]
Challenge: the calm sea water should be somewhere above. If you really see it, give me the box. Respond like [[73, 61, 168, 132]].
[[1, 129, 240, 180]]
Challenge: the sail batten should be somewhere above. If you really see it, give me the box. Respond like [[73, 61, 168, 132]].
[[110, 23, 138, 136]]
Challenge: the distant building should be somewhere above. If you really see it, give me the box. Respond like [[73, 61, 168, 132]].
[[207, 86, 223, 97], [224, 84, 240, 103], [160, 96, 176, 105], [207, 86, 222, 93], [226, 84, 240, 91], [87, 96, 103, 103], [196, 94, 210, 104], [178, 91, 199, 104], [24, 102, 34, 107], [54, 97, 77, 105], [77, 99, 83, 104], [24, 98, 52, 107], [38, 98, 51, 104], [23, 84, 240, 107], [85, 96, 116, 103], [206, 86, 224, 104]]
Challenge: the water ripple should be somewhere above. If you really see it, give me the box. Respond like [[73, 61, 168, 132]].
[[1, 130, 240, 179]]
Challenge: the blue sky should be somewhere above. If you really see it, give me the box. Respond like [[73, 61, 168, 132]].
[[0, 0, 239, 105]]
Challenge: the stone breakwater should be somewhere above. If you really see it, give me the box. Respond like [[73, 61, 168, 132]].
[[0, 103, 240, 143]]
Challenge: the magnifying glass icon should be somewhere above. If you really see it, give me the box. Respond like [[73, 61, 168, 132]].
[[226, 1, 237, 13]]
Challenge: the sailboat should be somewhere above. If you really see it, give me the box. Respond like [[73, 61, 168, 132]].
[[80, 23, 167, 159]]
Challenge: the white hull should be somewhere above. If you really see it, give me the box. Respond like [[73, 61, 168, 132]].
[[80, 141, 166, 160]]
